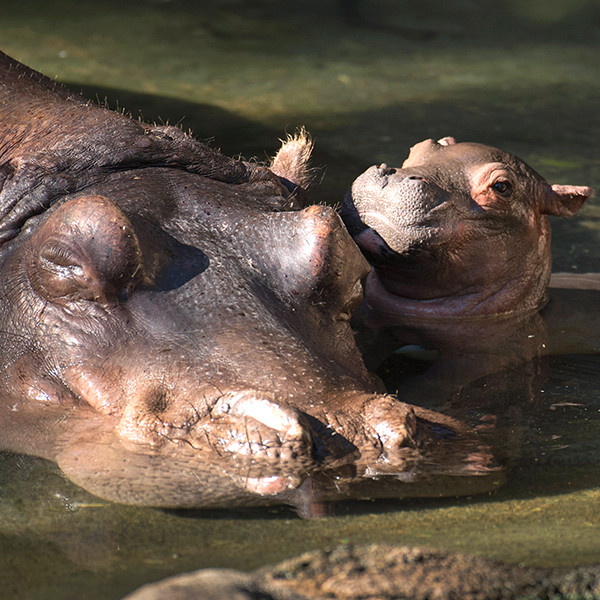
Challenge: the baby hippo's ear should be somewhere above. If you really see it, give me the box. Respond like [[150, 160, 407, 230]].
[[542, 184, 594, 217]]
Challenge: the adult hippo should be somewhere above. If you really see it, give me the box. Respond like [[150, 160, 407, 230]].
[[0, 54, 495, 511], [340, 137, 596, 405]]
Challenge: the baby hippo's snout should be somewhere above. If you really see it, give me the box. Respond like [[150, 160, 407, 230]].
[[362, 164, 438, 205], [349, 166, 448, 234]]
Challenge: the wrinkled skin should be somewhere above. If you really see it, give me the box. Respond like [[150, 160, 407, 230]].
[[340, 137, 596, 403], [0, 54, 496, 510]]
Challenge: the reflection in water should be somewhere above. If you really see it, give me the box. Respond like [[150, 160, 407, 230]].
[[380, 348, 600, 487], [285, 416, 503, 519], [1, 355, 599, 595]]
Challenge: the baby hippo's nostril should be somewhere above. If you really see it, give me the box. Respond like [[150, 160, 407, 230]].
[[407, 174, 426, 181], [377, 164, 396, 176]]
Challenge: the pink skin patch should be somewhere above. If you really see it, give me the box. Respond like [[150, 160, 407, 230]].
[[361, 212, 404, 236], [244, 475, 297, 495], [469, 163, 514, 210], [354, 228, 389, 255]]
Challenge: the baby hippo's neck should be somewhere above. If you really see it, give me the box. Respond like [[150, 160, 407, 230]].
[[363, 268, 550, 323]]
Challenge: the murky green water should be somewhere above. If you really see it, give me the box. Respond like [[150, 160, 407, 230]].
[[0, 1, 599, 598]]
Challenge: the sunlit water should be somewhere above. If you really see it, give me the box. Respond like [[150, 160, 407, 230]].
[[0, 1, 599, 598]]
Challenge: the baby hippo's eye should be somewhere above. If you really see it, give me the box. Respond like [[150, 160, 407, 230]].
[[491, 180, 512, 196]]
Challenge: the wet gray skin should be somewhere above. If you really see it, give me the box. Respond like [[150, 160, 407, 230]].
[[0, 53, 496, 512], [340, 137, 596, 403]]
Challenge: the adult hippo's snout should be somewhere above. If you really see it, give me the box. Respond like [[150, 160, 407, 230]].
[[56, 386, 318, 506]]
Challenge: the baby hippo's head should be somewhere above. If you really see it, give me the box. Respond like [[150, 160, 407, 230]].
[[341, 137, 593, 317]]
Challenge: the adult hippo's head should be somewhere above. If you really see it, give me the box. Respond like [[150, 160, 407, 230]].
[[0, 54, 494, 511], [341, 137, 593, 319]]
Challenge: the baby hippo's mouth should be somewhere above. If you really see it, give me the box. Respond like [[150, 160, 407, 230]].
[[355, 210, 444, 258]]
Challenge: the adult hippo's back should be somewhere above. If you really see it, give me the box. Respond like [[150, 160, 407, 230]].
[[0, 53, 492, 511]]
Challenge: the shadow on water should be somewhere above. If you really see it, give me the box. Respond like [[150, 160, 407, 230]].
[[71, 84, 282, 162], [70, 81, 600, 267]]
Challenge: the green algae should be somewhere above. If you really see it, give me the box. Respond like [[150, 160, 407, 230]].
[[0, 1, 599, 598]]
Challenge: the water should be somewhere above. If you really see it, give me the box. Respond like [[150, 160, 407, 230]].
[[0, 0, 599, 598]]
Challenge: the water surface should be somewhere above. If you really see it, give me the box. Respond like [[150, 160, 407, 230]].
[[0, 1, 599, 598]]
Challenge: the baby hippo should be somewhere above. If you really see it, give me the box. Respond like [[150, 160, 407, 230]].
[[340, 137, 595, 402]]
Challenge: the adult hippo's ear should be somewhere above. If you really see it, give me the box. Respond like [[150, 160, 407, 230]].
[[27, 195, 143, 305], [269, 128, 315, 208], [542, 184, 594, 217]]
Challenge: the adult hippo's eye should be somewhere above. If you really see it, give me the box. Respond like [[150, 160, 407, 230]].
[[491, 180, 512, 196]]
